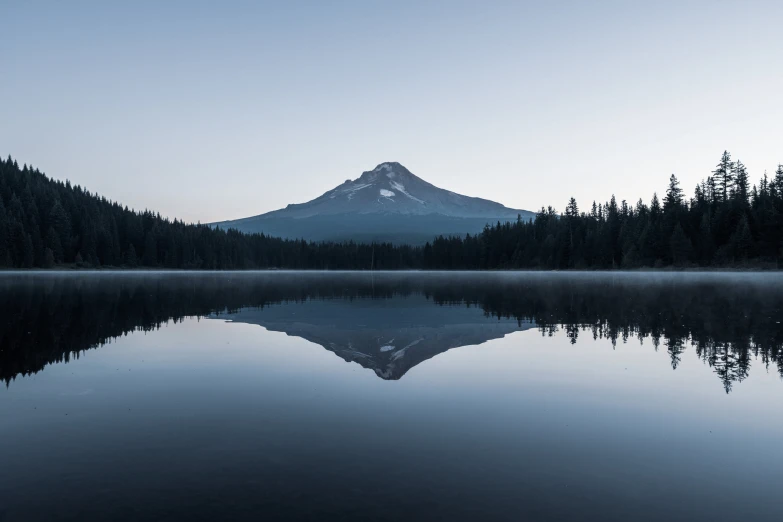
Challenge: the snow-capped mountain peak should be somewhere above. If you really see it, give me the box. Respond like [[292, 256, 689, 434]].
[[271, 161, 518, 219], [323, 162, 429, 209], [213, 162, 534, 243]]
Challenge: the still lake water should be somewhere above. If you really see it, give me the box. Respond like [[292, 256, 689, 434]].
[[1, 271, 782, 521]]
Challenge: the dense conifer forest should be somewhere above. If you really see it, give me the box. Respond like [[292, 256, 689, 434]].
[[1, 152, 782, 270]]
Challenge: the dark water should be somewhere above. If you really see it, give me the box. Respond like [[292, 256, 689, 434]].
[[1, 272, 782, 522]]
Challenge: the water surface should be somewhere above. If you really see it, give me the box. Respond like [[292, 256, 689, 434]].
[[1, 272, 782, 521]]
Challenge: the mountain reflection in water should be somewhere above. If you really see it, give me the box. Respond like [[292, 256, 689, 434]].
[[1, 271, 782, 392]]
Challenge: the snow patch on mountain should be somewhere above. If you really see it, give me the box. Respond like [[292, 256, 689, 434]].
[[379, 189, 396, 198], [343, 183, 373, 200], [375, 163, 393, 173], [389, 180, 424, 204]]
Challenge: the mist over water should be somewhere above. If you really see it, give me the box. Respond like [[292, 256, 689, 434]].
[[1, 272, 782, 521]]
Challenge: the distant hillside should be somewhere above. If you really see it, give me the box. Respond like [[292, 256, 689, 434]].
[[213, 162, 534, 244], [0, 156, 420, 270]]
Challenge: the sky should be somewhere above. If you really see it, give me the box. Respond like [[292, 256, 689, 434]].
[[1, 1, 782, 223]]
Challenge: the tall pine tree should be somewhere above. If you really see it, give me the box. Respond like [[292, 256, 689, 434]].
[[713, 150, 734, 203]]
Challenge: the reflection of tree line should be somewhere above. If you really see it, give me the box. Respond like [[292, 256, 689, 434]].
[[428, 277, 783, 392], [1, 274, 781, 392], [0, 274, 407, 385]]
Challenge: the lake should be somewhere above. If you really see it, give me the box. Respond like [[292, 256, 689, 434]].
[[1, 272, 782, 521]]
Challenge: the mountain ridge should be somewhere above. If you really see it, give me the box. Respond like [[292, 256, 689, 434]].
[[214, 162, 534, 244]]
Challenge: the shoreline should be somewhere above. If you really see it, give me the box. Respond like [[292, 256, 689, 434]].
[[1, 267, 781, 273]]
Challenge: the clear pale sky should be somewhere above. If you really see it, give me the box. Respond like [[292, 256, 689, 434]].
[[2, 1, 781, 223]]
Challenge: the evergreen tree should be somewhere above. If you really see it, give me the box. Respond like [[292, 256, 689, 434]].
[[759, 171, 769, 196], [705, 175, 717, 204], [713, 150, 734, 203], [773, 165, 783, 199], [664, 174, 683, 210], [731, 160, 750, 205], [565, 197, 579, 218]]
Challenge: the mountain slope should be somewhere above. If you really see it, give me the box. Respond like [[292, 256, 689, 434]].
[[214, 162, 534, 244]]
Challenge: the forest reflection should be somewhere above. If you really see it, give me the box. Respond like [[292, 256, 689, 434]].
[[1, 272, 781, 393]]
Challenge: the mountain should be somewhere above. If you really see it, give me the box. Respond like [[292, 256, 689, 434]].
[[217, 295, 535, 380], [213, 162, 534, 244]]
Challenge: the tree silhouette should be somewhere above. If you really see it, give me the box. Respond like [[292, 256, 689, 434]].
[[1, 151, 783, 270]]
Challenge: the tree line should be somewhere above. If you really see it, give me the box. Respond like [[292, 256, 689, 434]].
[[1, 151, 782, 269], [424, 151, 783, 269]]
